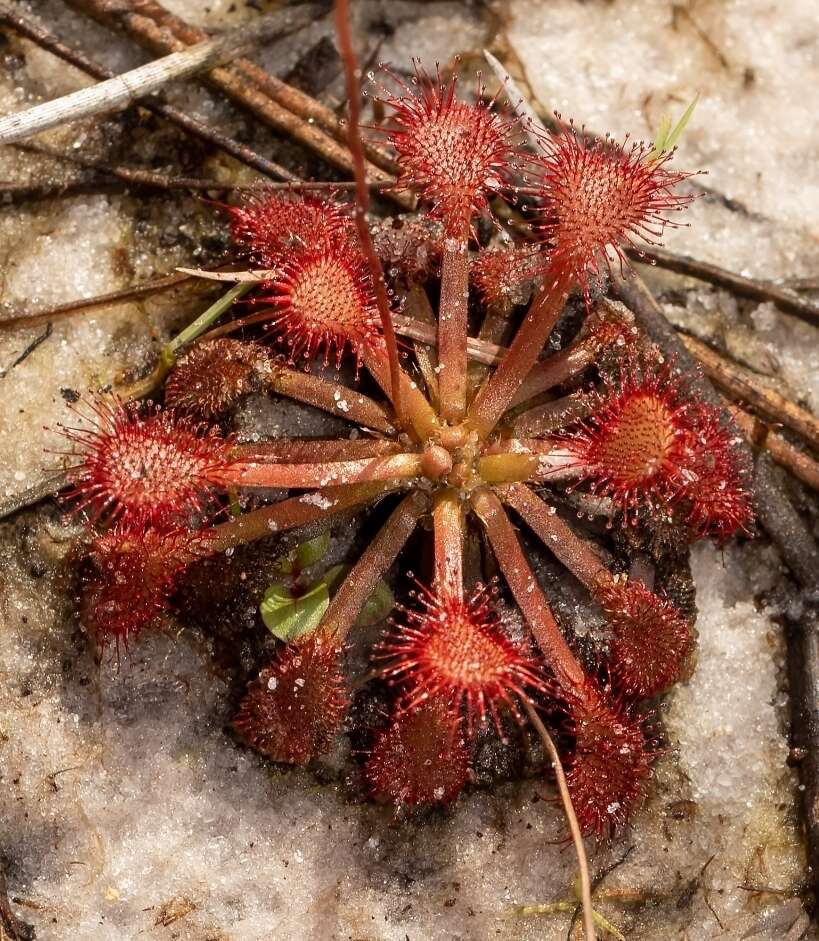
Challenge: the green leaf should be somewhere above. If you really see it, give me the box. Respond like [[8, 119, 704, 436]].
[[260, 581, 329, 642], [356, 578, 394, 626], [296, 532, 330, 569], [648, 94, 699, 161]]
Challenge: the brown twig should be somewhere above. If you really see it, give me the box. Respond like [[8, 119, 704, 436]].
[[729, 405, 819, 492], [0, 270, 205, 331], [0, 177, 125, 202], [678, 332, 819, 452], [63, 0, 407, 204], [629, 245, 819, 329], [121, 0, 400, 177], [0, 3, 297, 181]]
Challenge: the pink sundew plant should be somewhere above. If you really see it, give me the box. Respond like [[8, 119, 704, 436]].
[[56, 43, 752, 839]]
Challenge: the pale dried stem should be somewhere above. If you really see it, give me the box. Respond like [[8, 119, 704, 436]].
[[322, 494, 425, 641], [521, 698, 596, 941], [470, 488, 585, 690], [0, 6, 297, 181], [679, 332, 819, 452], [208, 481, 393, 553], [437, 234, 470, 421], [394, 315, 505, 366], [433, 491, 464, 598], [498, 483, 609, 592], [468, 273, 573, 439], [0, 8, 292, 144], [231, 453, 423, 489]]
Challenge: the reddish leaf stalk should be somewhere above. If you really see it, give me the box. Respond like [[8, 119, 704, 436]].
[[231, 453, 424, 489], [433, 490, 464, 599], [509, 394, 591, 437], [508, 319, 629, 408], [271, 366, 396, 434], [237, 438, 401, 463], [208, 482, 395, 553], [498, 483, 609, 590], [470, 488, 585, 691], [437, 231, 471, 421], [468, 270, 573, 438], [323, 494, 426, 641], [333, 0, 403, 414]]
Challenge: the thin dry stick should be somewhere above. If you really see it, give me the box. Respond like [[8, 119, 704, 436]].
[[678, 332, 819, 452], [0, 4, 297, 180], [64, 0, 406, 203], [0, 270, 201, 330], [522, 699, 596, 941], [630, 244, 819, 329], [0, 9, 291, 144], [12, 140, 289, 192]]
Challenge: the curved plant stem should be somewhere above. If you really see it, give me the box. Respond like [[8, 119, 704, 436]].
[[323, 493, 425, 641], [334, 0, 403, 415], [433, 490, 464, 598], [468, 271, 573, 439], [162, 282, 254, 368], [438, 230, 470, 421], [230, 453, 423, 489], [117, 282, 254, 401], [522, 699, 596, 941], [470, 488, 585, 690]]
